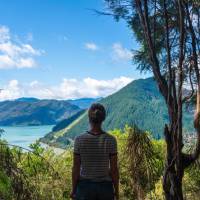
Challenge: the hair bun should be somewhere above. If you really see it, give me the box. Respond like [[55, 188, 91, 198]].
[[88, 103, 106, 123], [93, 109, 102, 117]]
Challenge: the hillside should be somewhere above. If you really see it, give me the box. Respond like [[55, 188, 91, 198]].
[[41, 77, 194, 148], [0, 99, 81, 126], [67, 98, 100, 109]]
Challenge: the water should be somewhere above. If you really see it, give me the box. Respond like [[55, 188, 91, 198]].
[[0, 125, 54, 149]]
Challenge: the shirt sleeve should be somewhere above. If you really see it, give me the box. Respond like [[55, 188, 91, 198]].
[[73, 137, 80, 155], [109, 136, 118, 156]]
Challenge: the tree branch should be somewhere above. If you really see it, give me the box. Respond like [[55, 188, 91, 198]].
[[175, 1, 185, 174], [184, 1, 200, 165], [135, 0, 169, 102], [182, 62, 195, 103]]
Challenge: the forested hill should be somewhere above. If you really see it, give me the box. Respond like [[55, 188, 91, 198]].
[[67, 98, 102, 109], [0, 97, 99, 126], [0, 99, 82, 126], [41, 77, 194, 148]]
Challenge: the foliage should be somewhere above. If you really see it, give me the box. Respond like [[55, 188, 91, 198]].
[[126, 127, 164, 199], [0, 140, 35, 199], [1, 126, 200, 199], [109, 126, 165, 199], [0, 128, 5, 138], [0, 169, 12, 200], [183, 158, 200, 199], [0, 139, 71, 200], [20, 142, 72, 200]]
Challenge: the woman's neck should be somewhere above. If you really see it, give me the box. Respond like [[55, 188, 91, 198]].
[[89, 124, 103, 135]]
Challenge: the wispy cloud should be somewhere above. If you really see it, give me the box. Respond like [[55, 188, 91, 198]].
[[58, 35, 68, 42], [0, 25, 43, 69], [112, 43, 132, 61], [0, 76, 133, 100], [85, 42, 99, 51], [26, 32, 33, 42]]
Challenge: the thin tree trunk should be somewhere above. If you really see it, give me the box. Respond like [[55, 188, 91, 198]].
[[163, 125, 184, 200]]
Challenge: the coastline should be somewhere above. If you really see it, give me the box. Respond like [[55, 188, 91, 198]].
[[40, 142, 66, 155]]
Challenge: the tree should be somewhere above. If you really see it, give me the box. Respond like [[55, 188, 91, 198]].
[[104, 0, 200, 199], [125, 126, 164, 199], [110, 126, 165, 199], [0, 128, 5, 138]]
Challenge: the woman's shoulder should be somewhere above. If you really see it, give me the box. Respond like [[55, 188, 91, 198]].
[[103, 132, 117, 141], [74, 132, 91, 140], [75, 132, 117, 141]]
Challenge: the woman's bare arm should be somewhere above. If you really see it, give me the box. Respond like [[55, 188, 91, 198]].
[[110, 154, 119, 200], [71, 154, 81, 198]]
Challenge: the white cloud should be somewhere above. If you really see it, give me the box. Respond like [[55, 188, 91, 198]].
[[0, 25, 42, 69], [0, 80, 22, 100], [0, 26, 10, 41], [0, 76, 133, 101], [85, 42, 99, 51], [112, 43, 132, 61]]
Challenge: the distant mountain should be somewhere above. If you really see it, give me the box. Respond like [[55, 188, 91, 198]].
[[0, 97, 101, 126], [16, 97, 39, 103], [15, 97, 99, 107], [52, 109, 86, 132], [41, 78, 193, 148], [0, 100, 81, 126], [40, 110, 86, 145], [67, 98, 101, 109]]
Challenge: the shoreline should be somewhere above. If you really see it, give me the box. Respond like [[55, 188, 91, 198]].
[[40, 142, 66, 155]]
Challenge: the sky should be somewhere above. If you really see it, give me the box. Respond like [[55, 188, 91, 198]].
[[0, 0, 148, 100]]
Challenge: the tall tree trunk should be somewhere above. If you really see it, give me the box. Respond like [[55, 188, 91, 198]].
[[163, 125, 184, 200]]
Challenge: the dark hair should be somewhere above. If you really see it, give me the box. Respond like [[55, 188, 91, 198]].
[[88, 103, 106, 124]]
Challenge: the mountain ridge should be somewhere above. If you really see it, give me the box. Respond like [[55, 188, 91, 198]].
[[0, 98, 99, 126], [0, 100, 81, 126]]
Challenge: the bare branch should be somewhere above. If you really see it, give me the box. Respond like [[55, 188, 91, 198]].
[[184, 1, 200, 164], [176, 1, 185, 169], [135, 0, 169, 101], [87, 8, 116, 17], [182, 63, 195, 103]]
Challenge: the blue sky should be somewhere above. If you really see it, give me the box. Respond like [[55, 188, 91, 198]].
[[0, 0, 148, 100]]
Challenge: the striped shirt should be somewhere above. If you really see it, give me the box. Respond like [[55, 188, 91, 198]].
[[74, 131, 117, 181]]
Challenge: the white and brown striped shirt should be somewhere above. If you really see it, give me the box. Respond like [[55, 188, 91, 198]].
[[74, 131, 117, 181]]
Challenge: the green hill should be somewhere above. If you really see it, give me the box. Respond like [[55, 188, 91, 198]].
[[41, 77, 194, 148], [67, 98, 101, 109], [0, 99, 81, 126]]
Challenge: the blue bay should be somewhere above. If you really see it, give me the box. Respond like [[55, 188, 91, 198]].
[[0, 126, 53, 149]]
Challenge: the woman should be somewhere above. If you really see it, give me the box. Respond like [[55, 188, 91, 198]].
[[70, 103, 119, 200]]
